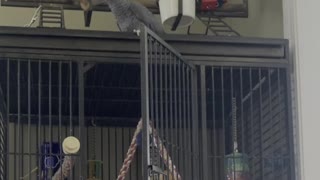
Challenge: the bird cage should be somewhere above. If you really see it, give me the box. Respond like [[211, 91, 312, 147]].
[[0, 25, 295, 180]]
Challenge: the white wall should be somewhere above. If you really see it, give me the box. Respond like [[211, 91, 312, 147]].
[[225, 0, 284, 38], [282, 0, 320, 179], [0, 6, 119, 31], [0, 0, 284, 38]]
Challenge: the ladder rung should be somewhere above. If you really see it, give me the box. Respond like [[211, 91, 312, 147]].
[[215, 30, 234, 33], [42, 20, 62, 24], [208, 27, 230, 30], [41, 11, 62, 15], [208, 24, 227, 27], [199, 17, 220, 22], [41, 12, 62, 15], [42, 9, 62, 11], [41, 16, 62, 19], [209, 28, 231, 31], [194, 15, 240, 36], [38, 6, 65, 28], [42, 7, 63, 10], [206, 23, 224, 26]]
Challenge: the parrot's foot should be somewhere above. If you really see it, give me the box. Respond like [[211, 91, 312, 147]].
[[133, 29, 141, 36]]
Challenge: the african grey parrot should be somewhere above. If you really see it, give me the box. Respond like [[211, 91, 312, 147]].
[[80, 0, 165, 35]]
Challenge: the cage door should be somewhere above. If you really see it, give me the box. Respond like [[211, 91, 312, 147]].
[[140, 26, 199, 180]]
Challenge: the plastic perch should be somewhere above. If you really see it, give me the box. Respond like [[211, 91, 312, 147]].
[[52, 136, 80, 180]]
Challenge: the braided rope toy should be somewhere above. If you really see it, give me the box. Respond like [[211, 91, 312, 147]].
[[117, 118, 181, 180], [117, 119, 143, 180], [150, 125, 181, 180]]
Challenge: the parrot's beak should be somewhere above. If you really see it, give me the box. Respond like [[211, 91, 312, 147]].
[[79, 0, 93, 11]]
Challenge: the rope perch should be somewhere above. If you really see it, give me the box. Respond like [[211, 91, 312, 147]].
[[52, 136, 80, 180], [117, 119, 143, 180], [117, 118, 181, 180], [149, 125, 181, 180]]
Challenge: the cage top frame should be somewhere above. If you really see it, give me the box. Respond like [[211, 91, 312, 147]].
[[0, 26, 289, 68]]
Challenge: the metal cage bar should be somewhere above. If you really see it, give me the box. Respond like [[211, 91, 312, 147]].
[[141, 25, 200, 180], [202, 65, 295, 180], [0, 58, 84, 179], [0, 75, 7, 180]]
